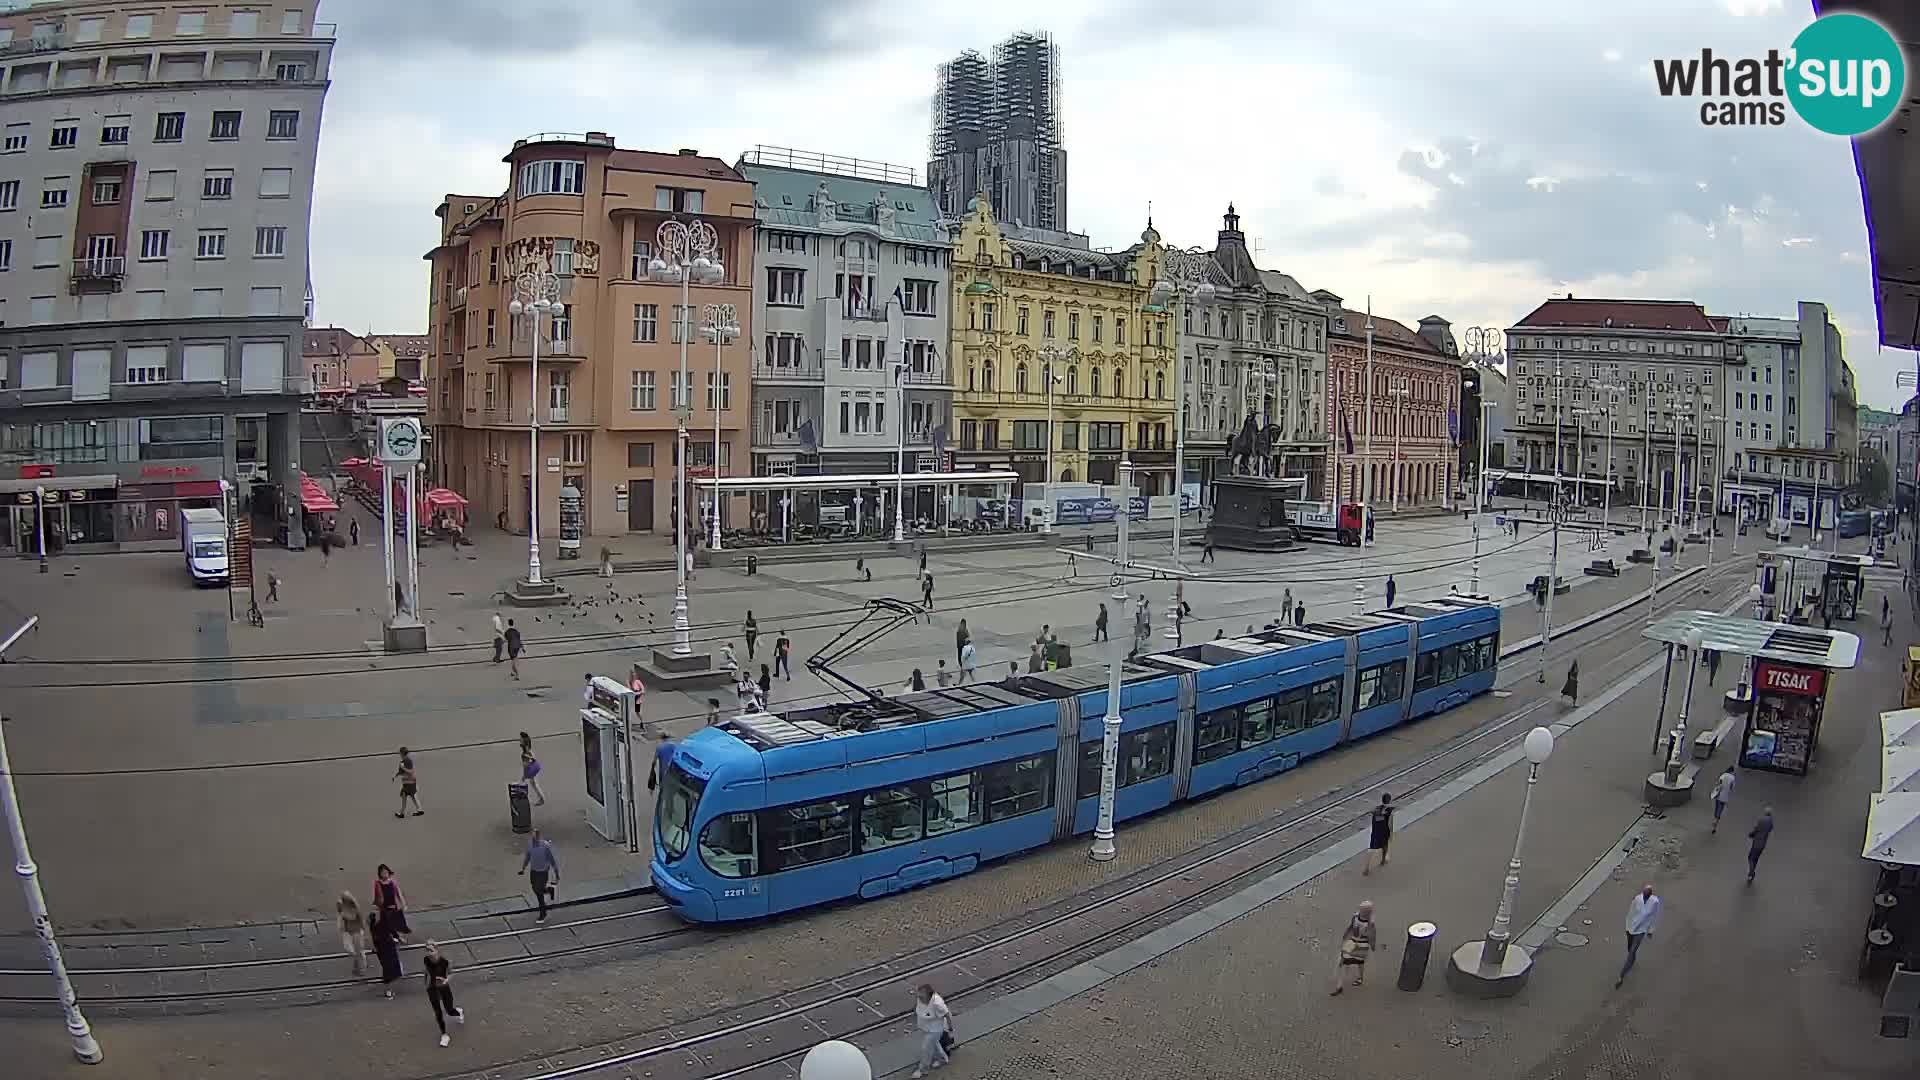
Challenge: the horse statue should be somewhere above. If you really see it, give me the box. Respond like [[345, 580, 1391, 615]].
[[1228, 414, 1260, 476]]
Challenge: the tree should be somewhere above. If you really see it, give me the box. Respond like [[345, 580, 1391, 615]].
[[1858, 446, 1892, 505]]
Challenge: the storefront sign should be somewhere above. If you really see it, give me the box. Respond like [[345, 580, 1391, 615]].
[[1756, 661, 1825, 697], [17, 464, 54, 480], [140, 464, 202, 479]]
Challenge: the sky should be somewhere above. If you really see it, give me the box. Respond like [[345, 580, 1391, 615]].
[[306, 0, 1912, 408]]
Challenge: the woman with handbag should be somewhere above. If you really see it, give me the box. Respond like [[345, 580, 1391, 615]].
[[1330, 900, 1379, 995], [519, 732, 546, 806], [911, 983, 953, 1077]]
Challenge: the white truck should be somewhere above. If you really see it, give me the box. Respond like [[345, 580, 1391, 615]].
[[180, 507, 229, 585]]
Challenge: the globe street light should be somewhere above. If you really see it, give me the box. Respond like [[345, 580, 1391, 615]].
[[651, 218, 726, 656], [798, 1040, 872, 1080], [1447, 724, 1554, 997], [701, 303, 740, 551], [1037, 344, 1067, 534], [1091, 455, 1134, 863], [1589, 380, 1624, 539], [508, 269, 562, 587], [1388, 382, 1411, 512]]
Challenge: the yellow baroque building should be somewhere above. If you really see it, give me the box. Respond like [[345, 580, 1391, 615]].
[[947, 194, 1179, 493]]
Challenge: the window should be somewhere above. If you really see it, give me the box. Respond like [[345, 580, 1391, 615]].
[[670, 370, 689, 411], [100, 116, 130, 145], [191, 288, 222, 316], [629, 238, 652, 279], [629, 370, 657, 411], [982, 302, 996, 331], [653, 186, 704, 213], [209, 111, 242, 140], [759, 798, 853, 873], [549, 303, 572, 347], [633, 303, 658, 342], [983, 753, 1053, 822], [202, 169, 233, 199], [144, 170, 178, 202], [228, 9, 259, 35], [901, 278, 937, 315], [126, 14, 154, 38], [1092, 315, 1103, 343], [705, 372, 732, 411], [254, 226, 286, 257], [518, 160, 585, 197], [178, 10, 208, 34], [155, 112, 185, 142], [196, 230, 227, 259], [0, 180, 15, 210], [1043, 310, 1055, 338], [266, 110, 299, 140], [32, 236, 60, 267], [670, 304, 692, 344], [1077, 740, 1103, 799], [0, 238, 10, 272], [1069, 312, 1080, 340], [561, 431, 586, 466], [275, 61, 308, 81], [551, 237, 574, 275], [139, 230, 170, 261], [3, 124, 26, 153], [40, 179, 68, 209], [50, 122, 78, 149], [1194, 707, 1241, 764], [1013, 420, 1049, 450], [766, 268, 804, 307], [252, 168, 293, 200], [126, 348, 168, 384], [248, 286, 280, 315], [858, 787, 924, 851], [1354, 659, 1407, 711]]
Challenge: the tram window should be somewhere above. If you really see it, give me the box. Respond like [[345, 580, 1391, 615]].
[[1414, 651, 1439, 693], [1121, 724, 1174, 786], [1239, 698, 1275, 748], [1355, 660, 1406, 710], [760, 797, 853, 873], [1194, 706, 1240, 764], [985, 752, 1054, 821], [699, 813, 758, 879], [1309, 678, 1341, 725], [657, 764, 705, 861], [859, 787, 925, 852], [1077, 739, 1103, 800], [1274, 684, 1311, 734], [926, 771, 983, 835]]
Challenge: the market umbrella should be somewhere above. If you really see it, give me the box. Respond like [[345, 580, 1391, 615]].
[[1864, 792, 1920, 866]]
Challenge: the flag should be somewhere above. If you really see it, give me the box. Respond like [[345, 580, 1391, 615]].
[[797, 419, 818, 452], [891, 283, 904, 311], [1447, 407, 1459, 443], [1342, 410, 1354, 455]]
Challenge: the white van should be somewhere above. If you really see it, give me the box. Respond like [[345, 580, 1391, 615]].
[[180, 507, 229, 585]]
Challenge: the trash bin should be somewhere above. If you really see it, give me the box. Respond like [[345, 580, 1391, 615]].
[[508, 781, 533, 834], [1398, 921, 1438, 991]]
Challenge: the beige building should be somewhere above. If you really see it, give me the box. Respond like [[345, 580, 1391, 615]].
[[424, 135, 754, 538]]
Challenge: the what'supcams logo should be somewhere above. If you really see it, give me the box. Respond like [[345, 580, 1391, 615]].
[[1653, 12, 1906, 136]]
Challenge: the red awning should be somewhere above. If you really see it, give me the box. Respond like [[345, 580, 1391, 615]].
[[424, 488, 467, 509], [298, 474, 339, 513]]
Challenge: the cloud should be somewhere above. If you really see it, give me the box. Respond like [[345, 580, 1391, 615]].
[[317, 0, 883, 59]]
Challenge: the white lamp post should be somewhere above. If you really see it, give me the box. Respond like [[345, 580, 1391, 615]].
[[1038, 345, 1066, 535], [1151, 266, 1215, 561], [1362, 302, 1376, 546], [650, 218, 725, 656], [701, 303, 739, 551], [798, 1040, 872, 1080], [1091, 455, 1134, 863], [1388, 382, 1410, 512], [1701, 411, 1726, 586], [507, 269, 561, 587], [1447, 724, 1554, 996], [1589, 380, 1622, 540], [1471, 399, 1494, 593], [1664, 629, 1703, 785], [893, 358, 908, 543]]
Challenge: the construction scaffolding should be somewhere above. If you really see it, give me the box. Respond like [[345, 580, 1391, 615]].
[[928, 32, 1067, 230], [930, 50, 992, 159]]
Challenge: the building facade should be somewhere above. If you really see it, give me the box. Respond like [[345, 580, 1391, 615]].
[[927, 32, 1068, 232], [736, 147, 952, 509], [946, 194, 1175, 492], [303, 326, 379, 390], [0, 0, 330, 552], [1505, 299, 1730, 516], [424, 136, 754, 539], [1171, 207, 1329, 499], [1318, 294, 1460, 509], [1722, 301, 1858, 525]]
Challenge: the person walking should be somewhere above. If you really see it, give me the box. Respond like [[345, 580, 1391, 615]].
[[1095, 602, 1110, 642], [909, 668, 927, 692], [1746, 807, 1774, 883], [910, 983, 954, 1078], [1561, 659, 1580, 706], [372, 864, 410, 936], [1710, 764, 1735, 833], [337, 891, 367, 976], [922, 572, 935, 612], [1028, 641, 1045, 673], [1616, 883, 1661, 988], [775, 630, 793, 681], [1294, 601, 1306, 627], [648, 729, 676, 793], [757, 663, 772, 702], [721, 640, 738, 676], [599, 545, 615, 580], [505, 619, 525, 680], [266, 571, 281, 603], [1706, 647, 1722, 685], [1202, 538, 1215, 564], [394, 749, 423, 817], [492, 612, 507, 664], [1329, 900, 1379, 994], [919, 547, 928, 574], [935, 659, 953, 688], [349, 518, 361, 546], [422, 940, 465, 1046], [1385, 574, 1397, 608], [956, 619, 971, 666], [959, 640, 977, 684], [1282, 588, 1293, 622], [855, 556, 866, 581], [519, 733, 546, 806], [743, 611, 759, 660], [1883, 597, 1895, 647], [520, 829, 560, 923], [1004, 661, 1019, 684], [370, 907, 404, 997], [706, 698, 723, 726], [1363, 793, 1394, 876]]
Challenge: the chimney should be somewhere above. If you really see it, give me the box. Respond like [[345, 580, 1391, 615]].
[[678, 148, 698, 156]]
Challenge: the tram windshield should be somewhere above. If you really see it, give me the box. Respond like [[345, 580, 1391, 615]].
[[656, 763, 705, 861]]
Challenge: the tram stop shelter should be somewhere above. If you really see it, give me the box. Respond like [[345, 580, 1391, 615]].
[[1771, 546, 1876, 622], [694, 470, 1019, 548], [1642, 611, 1859, 804]]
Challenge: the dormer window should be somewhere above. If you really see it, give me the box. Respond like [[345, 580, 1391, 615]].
[[1333, 317, 1347, 333]]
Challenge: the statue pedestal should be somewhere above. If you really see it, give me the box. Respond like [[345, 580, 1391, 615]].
[[1205, 475, 1301, 552]]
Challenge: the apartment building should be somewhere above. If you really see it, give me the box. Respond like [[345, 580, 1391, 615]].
[[735, 146, 953, 515], [1722, 301, 1858, 526], [1174, 206, 1329, 499], [946, 194, 1175, 493], [424, 136, 754, 539], [1504, 299, 1731, 514], [1318, 294, 1461, 509], [303, 325, 379, 390], [0, 1, 330, 552]]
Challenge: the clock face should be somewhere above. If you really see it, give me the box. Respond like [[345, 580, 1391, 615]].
[[383, 420, 420, 460]]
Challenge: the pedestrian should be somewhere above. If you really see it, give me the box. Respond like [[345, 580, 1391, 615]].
[[1883, 597, 1895, 647], [520, 828, 560, 923], [322, 537, 332, 565], [685, 548, 694, 582], [959, 640, 977, 683], [1294, 601, 1306, 627], [1282, 587, 1293, 620], [599, 545, 614, 580], [735, 671, 757, 712], [919, 547, 928, 573], [349, 518, 360, 546], [776, 630, 793, 680], [337, 891, 367, 976], [370, 906, 404, 997], [422, 940, 465, 1047], [1004, 661, 1019, 683], [706, 698, 722, 726], [855, 556, 866, 581], [1095, 602, 1109, 642], [1329, 900, 1379, 994], [505, 619, 524, 679], [492, 612, 506, 664], [372, 863, 410, 935], [758, 662, 772, 701], [582, 675, 595, 707], [910, 983, 954, 1078], [1385, 574, 1397, 608], [936, 659, 953, 688], [1616, 883, 1661, 988], [1746, 807, 1774, 883], [722, 641, 738, 675], [519, 733, 546, 806], [1560, 659, 1580, 706], [267, 570, 281, 603], [910, 668, 926, 692], [648, 729, 675, 792], [1363, 793, 1394, 875], [1710, 763, 1735, 833], [956, 618, 971, 666], [1202, 538, 1215, 563], [394, 749, 423, 817], [1028, 641, 1044, 673], [1214, 628, 1225, 639], [744, 611, 759, 660], [922, 572, 935, 611]]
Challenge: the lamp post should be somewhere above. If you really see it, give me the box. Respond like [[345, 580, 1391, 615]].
[[1362, 302, 1376, 546], [1589, 380, 1622, 537], [650, 218, 725, 657], [32, 485, 46, 574], [1664, 630, 1703, 784], [1091, 455, 1134, 863], [893, 358, 909, 542], [1701, 411, 1726, 586], [1472, 399, 1494, 593], [507, 269, 561, 587], [798, 1040, 872, 1080], [1388, 382, 1410, 512], [1151, 256, 1216, 561], [701, 304, 739, 551], [1538, 358, 1565, 684], [1038, 345, 1067, 535], [1447, 725, 1555, 996]]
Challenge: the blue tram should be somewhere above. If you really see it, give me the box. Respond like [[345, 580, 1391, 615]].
[[650, 597, 1501, 923]]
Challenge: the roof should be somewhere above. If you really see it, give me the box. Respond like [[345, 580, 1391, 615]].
[[1327, 308, 1448, 357], [1006, 235, 1130, 270], [741, 162, 940, 231], [1513, 298, 1717, 333], [303, 328, 371, 357], [1258, 270, 1314, 304], [610, 149, 744, 182]]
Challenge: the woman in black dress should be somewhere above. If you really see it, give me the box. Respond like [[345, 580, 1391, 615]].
[[372, 864, 410, 936], [1363, 792, 1394, 876], [369, 908, 404, 998]]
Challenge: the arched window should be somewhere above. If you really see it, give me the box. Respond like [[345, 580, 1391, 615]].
[[1060, 468, 1075, 483], [1091, 368, 1103, 398], [1114, 369, 1125, 399], [1155, 371, 1166, 400], [1066, 366, 1079, 394], [1016, 363, 1029, 394], [966, 365, 976, 392], [977, 239, 987, 258], [983, 360, 995, 393], [1012, 253, 1025, 269]]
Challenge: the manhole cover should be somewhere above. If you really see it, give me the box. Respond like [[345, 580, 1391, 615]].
[[1449, 1020, 1491, 1041], [1554, 932, 1590, 947]]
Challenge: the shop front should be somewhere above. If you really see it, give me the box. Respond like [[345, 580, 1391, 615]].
[[1, 464, 225, 554], [1741, 660, 1830, 775]]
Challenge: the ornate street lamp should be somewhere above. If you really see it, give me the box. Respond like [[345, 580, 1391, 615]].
[[649, 218, 725, 656], [507, 269, 562, 587]]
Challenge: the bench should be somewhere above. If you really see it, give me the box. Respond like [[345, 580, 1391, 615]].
[[1627, 548, 1655, 565], [1584, 559, 1620, 578], [1684, 531, 1706, 544], [1692, 714, 1738, 759]]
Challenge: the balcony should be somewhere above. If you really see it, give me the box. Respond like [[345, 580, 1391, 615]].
[[842, 304, 889, 323], [752, 420, 807, 447], [754, 355, 826, 383], [494, 339, 583, 363], [480, 402, 596, 428], [448, 286, 468, 311], [70, 256, 126, 291], [901, 363, 951, 387]]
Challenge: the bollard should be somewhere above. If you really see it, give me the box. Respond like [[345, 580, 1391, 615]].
[[747, 554, 758, 576], [1398, 921, 1438, 991], [507, 782, 533, 834]]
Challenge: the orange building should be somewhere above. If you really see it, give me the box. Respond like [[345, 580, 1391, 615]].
[[423, 135, 754, 538]]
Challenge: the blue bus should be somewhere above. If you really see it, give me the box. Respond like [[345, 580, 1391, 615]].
[[1839, 509, 1873, 539], [650, 597, 1501, 923]]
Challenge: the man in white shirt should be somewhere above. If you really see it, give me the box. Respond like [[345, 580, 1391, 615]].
[[1710, 765, 1735, 833], [1616, 883, 1662, 988]]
